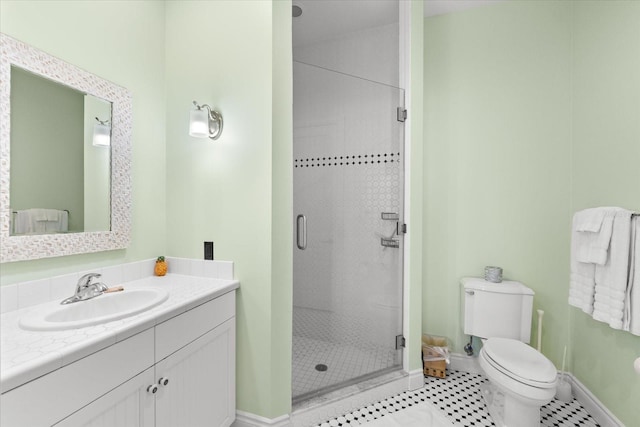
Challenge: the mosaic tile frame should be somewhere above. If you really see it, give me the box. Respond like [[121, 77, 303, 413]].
[[0, 33, 132, 262]]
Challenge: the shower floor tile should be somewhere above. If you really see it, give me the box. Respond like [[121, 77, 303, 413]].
[[314, 370, 601, 426], [292, 335, 398, 399]]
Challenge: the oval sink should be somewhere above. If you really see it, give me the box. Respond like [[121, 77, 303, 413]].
[[19, 288, 169, 331]]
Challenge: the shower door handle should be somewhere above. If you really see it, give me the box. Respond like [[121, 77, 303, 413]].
[[296, 214, 307, 250]]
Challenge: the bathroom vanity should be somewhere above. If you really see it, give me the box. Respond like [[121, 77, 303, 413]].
[[0, 273, 238, 427]]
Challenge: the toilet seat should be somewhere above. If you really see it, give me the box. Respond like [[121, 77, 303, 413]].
[[482, 337, 557, 388]]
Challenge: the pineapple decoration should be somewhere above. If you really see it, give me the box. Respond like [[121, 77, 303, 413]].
[[154, 256, 168, 276]]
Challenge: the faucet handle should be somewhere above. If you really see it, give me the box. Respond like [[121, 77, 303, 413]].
[[77, 273, 102, 290]]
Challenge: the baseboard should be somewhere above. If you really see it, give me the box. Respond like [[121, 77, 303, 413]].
[[565, 373, 624, 427], [232, 411, 292, 427], [407, 368, 425, 390], [449, 352, 482, 374]]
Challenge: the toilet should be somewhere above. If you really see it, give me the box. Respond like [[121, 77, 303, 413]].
[[462, 277, 557, 427]]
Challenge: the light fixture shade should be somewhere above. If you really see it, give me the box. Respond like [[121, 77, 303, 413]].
[[92, 122, 111, 147], [189, 101, 223, 140], [189, 108, 210, 138]]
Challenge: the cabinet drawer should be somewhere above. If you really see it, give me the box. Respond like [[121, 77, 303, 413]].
[[1, 329, 154, 427], [155, 291, 235, 361]]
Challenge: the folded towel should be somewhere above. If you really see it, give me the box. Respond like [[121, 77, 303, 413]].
[[12, 209, 68, 234], [569, 211, 598, 314], [574, 207, 608, 232], [575, 208, 620, 265], [31, 208, 51, 221], [627, 217, 639, 335], [592, 210, 633, 329], [14, 210, 32, 234], [569, 271, 596, 314]]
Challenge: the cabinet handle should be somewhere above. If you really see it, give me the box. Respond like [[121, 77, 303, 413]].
[[158, 377, 169, 387], [147, 384, 159, 394]]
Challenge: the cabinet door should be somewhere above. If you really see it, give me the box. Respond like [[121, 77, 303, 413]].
[[155, 318, 235, 427], [54, 367, 155, 427]]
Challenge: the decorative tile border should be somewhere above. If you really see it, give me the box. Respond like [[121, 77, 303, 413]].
[[294, 152, 401, 168], [0, 33, 132, 262]]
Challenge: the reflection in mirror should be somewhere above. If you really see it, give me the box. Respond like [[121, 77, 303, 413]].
[[84, 95, 112, 232], [9, 66, 112, 235], [1, 33, 132, 262]]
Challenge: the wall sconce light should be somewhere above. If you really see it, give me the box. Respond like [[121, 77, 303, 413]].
[[92, 117, 111, 147], [189, 101, 223, 140]]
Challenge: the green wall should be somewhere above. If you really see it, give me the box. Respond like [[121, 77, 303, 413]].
[[406, 0, 425, 373], [570, 2, 640, 424], [423, 1, 639, 424], [0, 0, 167, 283], [163, 0, 291, 417]]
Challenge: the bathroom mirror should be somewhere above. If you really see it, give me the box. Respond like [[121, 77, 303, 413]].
[[0, 33, 132, 262], [10, 66, 112, 235]]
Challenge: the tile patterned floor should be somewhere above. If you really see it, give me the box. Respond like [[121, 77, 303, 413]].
[[314, 370, 601, 426], [293, 306, 400, 400], [292, 335, 399, 400]]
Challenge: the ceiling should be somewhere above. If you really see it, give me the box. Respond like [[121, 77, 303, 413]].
[[292, 0, 502, 47], [292, 0, 398, 47]]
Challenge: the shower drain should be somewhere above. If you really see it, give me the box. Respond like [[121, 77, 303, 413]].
[[315, 364, 328, 372]]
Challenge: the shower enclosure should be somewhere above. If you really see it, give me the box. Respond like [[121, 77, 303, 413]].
[[292, 60, 405, 402]]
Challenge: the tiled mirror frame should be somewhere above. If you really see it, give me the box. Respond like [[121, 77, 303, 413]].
[[0, 33, 132, 262]]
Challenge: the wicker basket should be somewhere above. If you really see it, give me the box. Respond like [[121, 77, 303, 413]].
[[422, 334, 448, 378]]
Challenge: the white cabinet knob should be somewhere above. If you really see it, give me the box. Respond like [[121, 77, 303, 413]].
[[158, 377, 169, 387], [634, 357, 640, 374], [147, 384, 159, 394]]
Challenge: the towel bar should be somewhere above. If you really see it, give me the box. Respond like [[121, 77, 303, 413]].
[[12, 209, 70, 214]]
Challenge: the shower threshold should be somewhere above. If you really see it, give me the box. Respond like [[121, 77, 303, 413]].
[[292, 366, 403, 408]]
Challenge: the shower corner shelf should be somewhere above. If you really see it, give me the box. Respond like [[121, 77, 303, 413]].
[[381, 212, 399, 221]]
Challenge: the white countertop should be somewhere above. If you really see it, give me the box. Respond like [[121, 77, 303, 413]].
[[0, 274, 239, 394]]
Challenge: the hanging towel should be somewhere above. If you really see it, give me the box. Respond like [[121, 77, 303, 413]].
[[14, 210, 33, 234], [574, 207, 608, 232], [36, 209, 68, 233], [43, 210, 68, 233], [569, 213, 597, 314], [592, 209, 633, 329], [13, 209, 68, 234], [574, 208, 620, 265], [626, 217, 640, 335]]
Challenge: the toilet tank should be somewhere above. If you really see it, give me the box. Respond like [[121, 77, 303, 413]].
[[461, 277, 534, 343]]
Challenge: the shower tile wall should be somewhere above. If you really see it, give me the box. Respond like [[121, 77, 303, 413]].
[[293, 22, 399, 88], [293, 20, 403, 399]]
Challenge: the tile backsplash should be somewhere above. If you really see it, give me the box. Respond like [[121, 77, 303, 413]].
[[0, 257, 234, 314]]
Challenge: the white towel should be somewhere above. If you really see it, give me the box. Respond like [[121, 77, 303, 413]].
[[14, 210, 33, 234], [569, 213, 597, 314], [592, 210, 633, 329], [13, 209, 68, 234], [574, 207, 608, 232], [627, 217, 640, 335], [575, 208, 620, 265]]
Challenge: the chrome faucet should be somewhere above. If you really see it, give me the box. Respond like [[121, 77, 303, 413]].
[[60, 273, 108, 305]]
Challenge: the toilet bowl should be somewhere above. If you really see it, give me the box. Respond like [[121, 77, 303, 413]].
[[479, 337, 557, 427]]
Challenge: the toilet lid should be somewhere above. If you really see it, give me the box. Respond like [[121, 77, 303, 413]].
[[483, 338, 557, 386]]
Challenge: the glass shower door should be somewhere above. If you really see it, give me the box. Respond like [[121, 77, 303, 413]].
[[292, 61, 405, 402]]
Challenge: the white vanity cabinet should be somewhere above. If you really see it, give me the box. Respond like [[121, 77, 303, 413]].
[[155, 317, 235, 427], [0, 290, 236, 427], [55, 367, 156, 427]]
